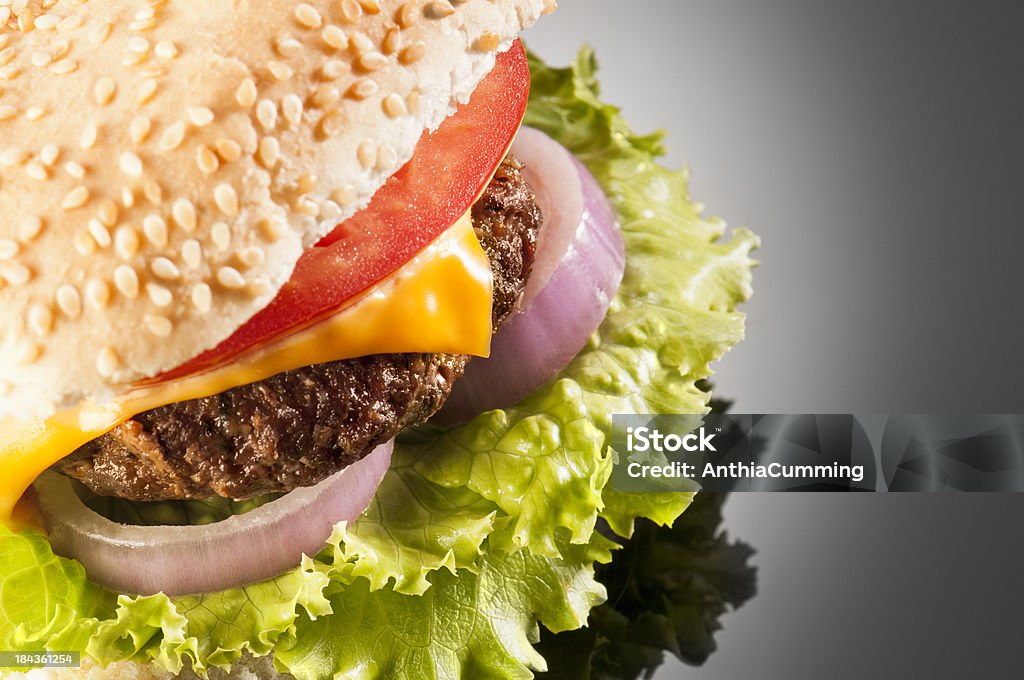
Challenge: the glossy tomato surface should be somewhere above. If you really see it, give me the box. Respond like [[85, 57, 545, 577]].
[[161, 41, 531, 380]]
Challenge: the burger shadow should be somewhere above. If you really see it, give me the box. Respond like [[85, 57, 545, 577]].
[[535, 391, 758, 679]]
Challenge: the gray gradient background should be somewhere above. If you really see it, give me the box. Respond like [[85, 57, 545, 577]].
[[525, 2, 1024, 678]]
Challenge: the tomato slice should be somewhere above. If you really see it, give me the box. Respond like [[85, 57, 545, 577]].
[[159, 41, 531, 381]]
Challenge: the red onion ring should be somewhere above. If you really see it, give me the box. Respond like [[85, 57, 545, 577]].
[[439, 127, 625, 423], [33, 439, 393, 597]]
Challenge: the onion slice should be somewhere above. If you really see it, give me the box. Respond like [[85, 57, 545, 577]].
[[439, 127, 625, 423], [34, 439, 393, 597]]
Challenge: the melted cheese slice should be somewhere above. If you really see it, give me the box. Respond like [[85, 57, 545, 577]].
[[0, 212, 491, 525]]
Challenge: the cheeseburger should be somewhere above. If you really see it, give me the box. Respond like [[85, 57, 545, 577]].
[[0, 0, 759, 677]]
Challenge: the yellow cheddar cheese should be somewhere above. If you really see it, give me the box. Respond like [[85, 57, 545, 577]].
[[0, 212, 491, 524]]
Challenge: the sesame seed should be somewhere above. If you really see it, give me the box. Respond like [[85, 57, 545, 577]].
[[151, 257, 180, 280], [128, 36, 150, 54], [97, 346, 119, 378], [359, 0, 382, 14], [322, 200, 341, 220], [136, 7, 157, 21], [350, 32, 374, 54], [115, 226, 140, 259], [236, 78, 257, 108], [123, 52, 146, 67], [425, 1, 456, 19], [400, 42, 426, 64], [267, 61, 293, 81], [217, 266, 246, 290], [358, 52, 387, 71], [276, 37, 302, 57], [80, 122, 98, 149], [0, 66, 21, 81], [214, 183, 239, 217], [172, 199, 198, 232], [349, 78, 378, 99], [94, 76, 116, 105], [383, 93, 408, 118], [58, 16, 84, 32], [143, 214, 168, 247], [257, 136, 280, 167], [114, 265, 140, 298], [144, 314, 173, 337], [146, 283, 173, 308], [1, 261, 30, 286], [384, 28, 402, 55], [182, 239, 203, 269], [56, 284, 82, 318], [0, 48, 13, 66], [0, 105, 17, 120], [238, 246, 266, 268], [85, 279, 111, 310], [260, 218, 288, 242], [119, 151, 144, 177], [322, 59, 347, 80], [90, 22, 113, 44], [295, 3, 322, 28], [130, 115, 152, 143], [322, 25, 348, 51], [312, 85, 341, 108], [14, 341, 41, 367], [28, 304, 53, 336], [159, 121, 186, 151], [0, 239, 18, 259], [143, 180, 163, 205], [191, 283, 212, 313], [377, 143, 397, 170], [155, 40, 178, 59], [121, 186, 135, 209], [18, 216, 44, 242], [62, 186, 90, 210], [0, 148, 27, 166], [34, 13, 60, 30], [64, 161, 86, 179], [282, 94, 303, 126], [137, 78, 158, 104], [196, 144, 219, 174], [31, 51, 51, 67], [211, 222, 232, 251], [474, 32, 501, 52], [215, 138, 242, 163], [340, 0, 362, 23], [53, 40, 71, 61], [332, 186, 357, 206], [298, 173, 318, 194], [187, 106, 215, 127], [256, 99, 278, 130], [40, 144, 59, 166], [25, 161, 48, 181], [50, 59, 78, 75], [87, 219, 112, 248], [75, 230, 96, 255], [319, 109, 344, 137], [98, 199, 119, 226], [357, 140, 376, 169]]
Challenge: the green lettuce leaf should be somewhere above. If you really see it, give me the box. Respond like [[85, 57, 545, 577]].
[[0, 47, 757, 679], [278, 538, 607, 680]]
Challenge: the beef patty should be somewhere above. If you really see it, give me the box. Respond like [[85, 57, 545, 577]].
[[55, 155, 541, 502]]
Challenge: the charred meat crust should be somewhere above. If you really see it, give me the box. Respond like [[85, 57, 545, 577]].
[[56, 155, 541, 501]]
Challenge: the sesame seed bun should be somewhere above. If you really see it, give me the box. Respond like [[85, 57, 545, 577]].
[[0, 0, 550, 419]]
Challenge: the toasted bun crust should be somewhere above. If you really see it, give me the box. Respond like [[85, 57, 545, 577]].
[[0, 0, 549, 419]]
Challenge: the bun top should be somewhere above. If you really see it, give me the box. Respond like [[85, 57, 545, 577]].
[[0, 0, 550, 419]]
